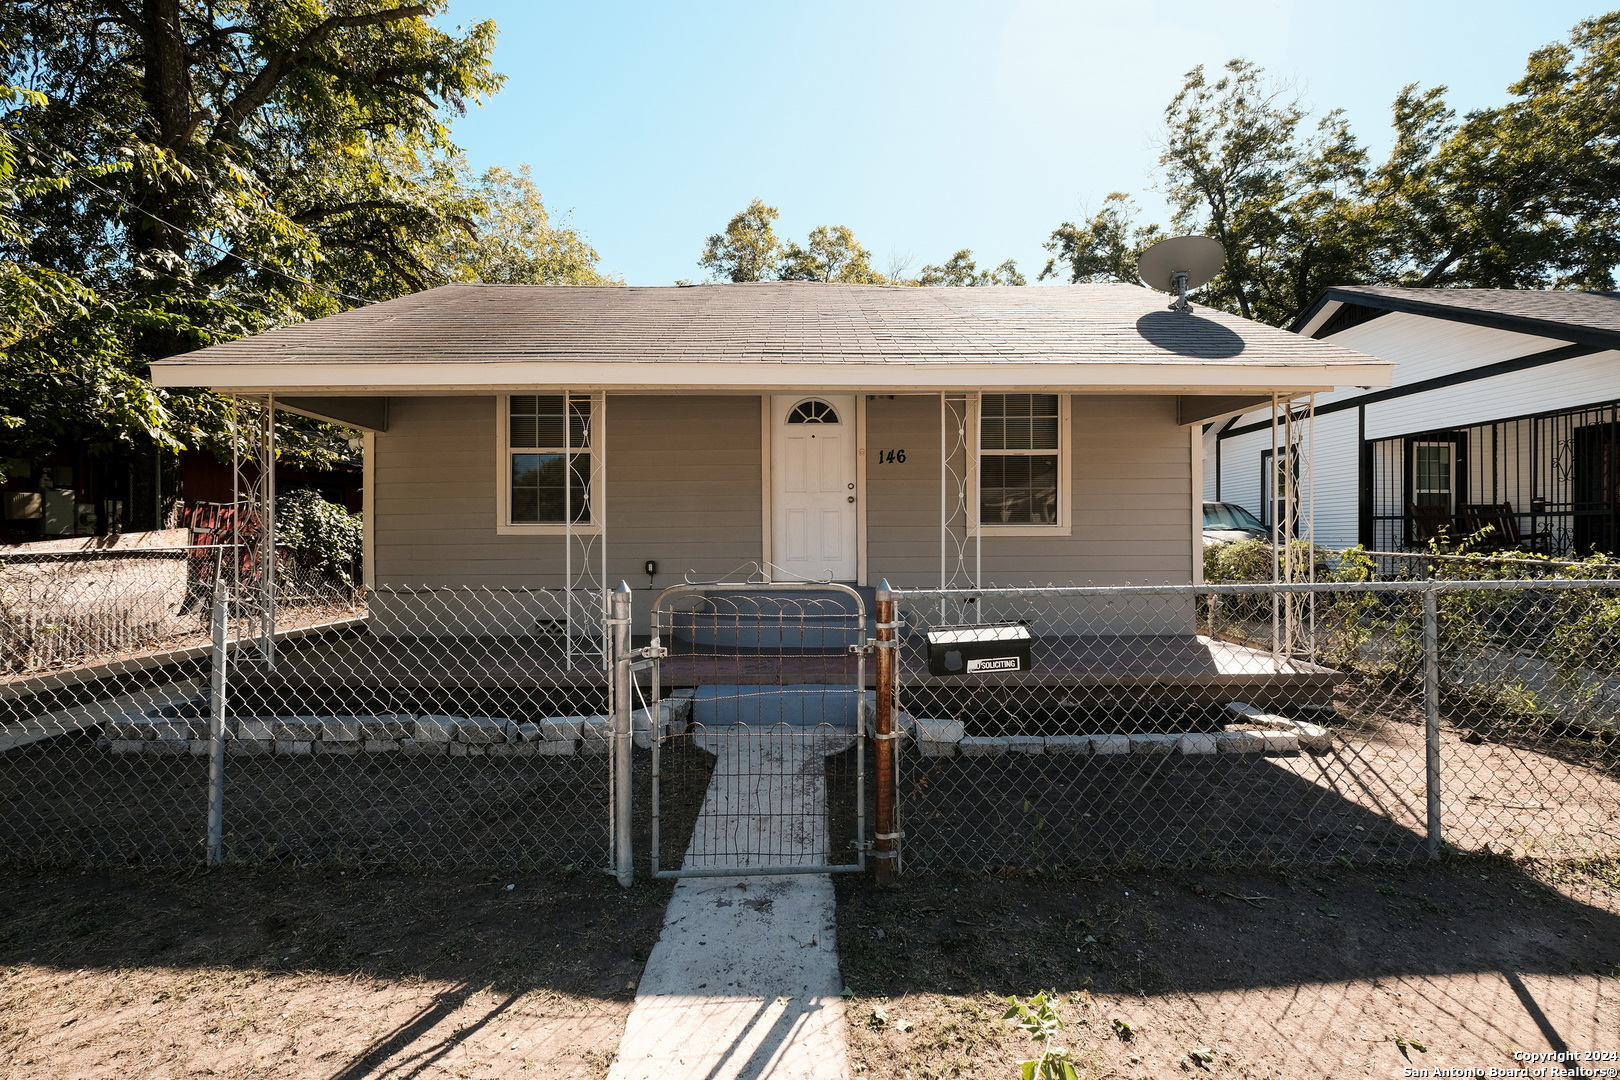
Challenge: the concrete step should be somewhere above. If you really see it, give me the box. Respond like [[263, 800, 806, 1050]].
[[692, 684, 865, 732]]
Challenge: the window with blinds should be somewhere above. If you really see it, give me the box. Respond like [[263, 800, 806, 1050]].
[[980, 394, 1062, 526], [508, 395, 593, 524]]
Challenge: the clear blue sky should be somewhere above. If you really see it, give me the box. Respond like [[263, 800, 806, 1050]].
[[438, 0, 1612, 286]]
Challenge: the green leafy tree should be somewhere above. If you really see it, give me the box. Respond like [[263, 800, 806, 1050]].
[[427, 161, 618, 286], [1155, 59, 1374, 323], [1, 86, 179, 478], [1365, 13, 1620, 289], [1039, 193, 1163, 284], [915, 249, 1025, 286], [0, 2, 612, 478], [1046, 13, 1620, 324], [777, 224, 885, 283], [698, 198, 784, 282]]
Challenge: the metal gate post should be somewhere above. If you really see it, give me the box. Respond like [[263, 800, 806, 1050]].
[[610, 582, 635, 887], [206, 563, 229, 867], [1423, 583, 1443, 860], [873, 580, 899, 880]]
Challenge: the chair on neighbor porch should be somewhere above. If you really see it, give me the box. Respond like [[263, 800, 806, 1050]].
[[1460, 502, 1552, 554], [1406, 503, 1460, 550]]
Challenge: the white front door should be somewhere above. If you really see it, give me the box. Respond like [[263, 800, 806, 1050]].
[[771, 395, 859, 581]]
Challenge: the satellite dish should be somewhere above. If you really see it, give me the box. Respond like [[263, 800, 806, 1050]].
[[1137, 235, 1225, 313]]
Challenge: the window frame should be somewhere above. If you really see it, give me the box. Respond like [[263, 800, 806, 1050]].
[[496, 393, 603, 535], [972, 393, 1071, 536], [1408, 439, 1459, 515], [1259, 447, 1299, 537]]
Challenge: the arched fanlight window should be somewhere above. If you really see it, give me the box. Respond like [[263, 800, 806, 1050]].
[[787, 399, 840, 424]]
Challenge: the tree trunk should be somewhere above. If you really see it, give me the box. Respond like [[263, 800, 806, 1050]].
[[128, 0, 195, 295]]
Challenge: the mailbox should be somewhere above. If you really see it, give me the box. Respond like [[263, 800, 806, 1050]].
[[925, 623, 1031, 676]]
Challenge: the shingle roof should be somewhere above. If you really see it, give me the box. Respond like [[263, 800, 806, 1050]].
[[1298, 286, 1620, 350], [155, 281, 1381, 369]]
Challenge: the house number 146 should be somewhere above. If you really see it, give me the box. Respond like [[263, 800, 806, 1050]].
[[877, 449, 907, 463]]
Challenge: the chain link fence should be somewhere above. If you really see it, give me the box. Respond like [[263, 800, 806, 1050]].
[[887, 579, 1620, 873], [6, 549, 1620, 878], [1, 548, 611, 871]]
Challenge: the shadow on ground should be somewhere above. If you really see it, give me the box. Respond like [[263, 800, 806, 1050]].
[[0, 868, 673, 1080], [836, 858, 1620, 1078]]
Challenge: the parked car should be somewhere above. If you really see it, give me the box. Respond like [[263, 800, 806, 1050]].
[[1203, 501, 1268, 547]]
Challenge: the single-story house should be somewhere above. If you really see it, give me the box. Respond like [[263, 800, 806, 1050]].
[[150, 281, 1390, 687], [1206, 287, 1620, 554]]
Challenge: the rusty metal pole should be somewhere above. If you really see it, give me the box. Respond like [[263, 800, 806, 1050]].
[[874, 580, 899, 881]]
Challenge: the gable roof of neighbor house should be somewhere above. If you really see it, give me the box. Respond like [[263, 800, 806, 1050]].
[[1292, 285, 1620, 351], [150, 281, 1392, 398]]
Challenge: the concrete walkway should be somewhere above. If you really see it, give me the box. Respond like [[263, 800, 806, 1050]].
[[607, 728, 853, 1080]]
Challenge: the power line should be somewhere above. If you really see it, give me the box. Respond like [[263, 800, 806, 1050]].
[[4, 129, 384, 308]]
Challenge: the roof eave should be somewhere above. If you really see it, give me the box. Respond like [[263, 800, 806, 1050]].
[[1298, 287, 1620, 350], [149, 358, 1395, 396]]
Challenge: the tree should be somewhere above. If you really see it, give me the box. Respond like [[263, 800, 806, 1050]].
[[1365, 13, 1620, 290], [698, 198, 783, 282], [915, 249, 1026, 286], [1039, 193, 1163, 285], [427, 161, 618, 286], [3, 2, 503, 310], [1154, 59, 1374, 323], [778, 224, 885, 283], [1044, 13, 1620, 325], [1, 85, 176, 481], [0, 3, 610, 490]]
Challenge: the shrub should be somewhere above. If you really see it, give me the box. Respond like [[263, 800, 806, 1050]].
[[275, 489, 362, 588]]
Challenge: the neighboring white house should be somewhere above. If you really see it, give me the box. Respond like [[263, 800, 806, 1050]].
[[150, 280, 1390, 633], [1205, 287, 1620, 554]]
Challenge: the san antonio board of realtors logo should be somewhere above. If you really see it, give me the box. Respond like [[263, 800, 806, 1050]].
[[965, 656, 1021, 672]]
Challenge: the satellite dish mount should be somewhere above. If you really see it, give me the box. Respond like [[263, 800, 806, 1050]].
[[1136, 235, 1226, 314]]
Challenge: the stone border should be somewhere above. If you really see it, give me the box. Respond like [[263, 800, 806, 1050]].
[[905, 713, 1327, 759], [99, 685, 712, 759]]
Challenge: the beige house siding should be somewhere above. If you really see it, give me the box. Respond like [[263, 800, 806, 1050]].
[[372, 392, 1192, 635], [864, 394, 1192, 587], [863, 394, 1194, 635], [372, 395, 760, 630]]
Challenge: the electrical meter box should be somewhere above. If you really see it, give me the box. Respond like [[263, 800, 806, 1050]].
[[925, 623, 1032, 676]]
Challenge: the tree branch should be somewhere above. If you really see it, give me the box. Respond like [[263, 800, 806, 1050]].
[[1413, 239, 1466, 288], [210, 6, 431, 142], [290, 199, 407, 226]]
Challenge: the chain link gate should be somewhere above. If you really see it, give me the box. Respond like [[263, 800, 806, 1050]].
[[641, 581, 871, 877]]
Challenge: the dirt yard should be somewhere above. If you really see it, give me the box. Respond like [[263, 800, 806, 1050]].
[[836, 858, 1620, 1080], [0, 868, 671, 1079]]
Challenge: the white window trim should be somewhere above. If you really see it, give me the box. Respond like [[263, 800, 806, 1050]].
[[496, 393, 603, 536], [971, 393, 1072, 536]]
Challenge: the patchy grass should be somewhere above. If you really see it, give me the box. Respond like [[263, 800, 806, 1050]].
[[0, 867, 672, 1079], [836, 859, 1620, 1079]]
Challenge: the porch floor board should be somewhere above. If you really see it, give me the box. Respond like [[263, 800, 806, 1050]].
[[242, 628, 1338, 699]]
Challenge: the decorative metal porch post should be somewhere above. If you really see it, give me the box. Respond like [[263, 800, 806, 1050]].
[[230, 395, 276, 667]]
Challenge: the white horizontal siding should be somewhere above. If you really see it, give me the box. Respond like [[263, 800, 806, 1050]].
[[1217, 313, 1580, 433], [1303, 410, 1360, 549], [1211, 408, 1360, 549], [1366, 348, 1620, 439]]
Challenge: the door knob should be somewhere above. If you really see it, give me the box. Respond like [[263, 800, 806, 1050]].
[[847, 495, 856, 503]]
